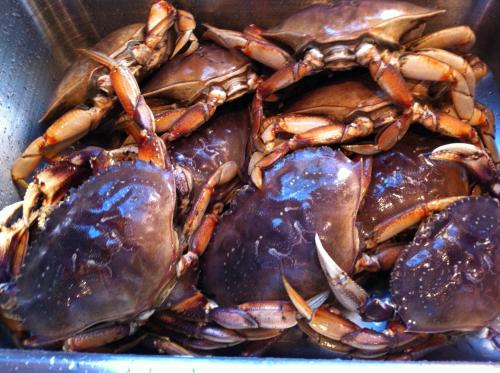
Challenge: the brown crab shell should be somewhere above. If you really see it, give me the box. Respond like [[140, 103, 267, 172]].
[[170, 106, 250, 200], [15, 161, 179, 344], [200, 147, 366, 306], [40, 23, 146, 124], [262, 1, 444, 53], [285, 74, 389, 119], [391, 196, 500, 333], [143, 43, 251, 103]]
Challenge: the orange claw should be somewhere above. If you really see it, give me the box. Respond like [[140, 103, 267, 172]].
[[203, 24, 292, 70], [77, 49, 165, 168], [146, 1, 176, 49], [367, 196, 466, 248], [283, 275, 394, 352]]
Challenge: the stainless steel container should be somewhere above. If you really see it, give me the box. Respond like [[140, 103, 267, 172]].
[[0, 0, 499, 370]]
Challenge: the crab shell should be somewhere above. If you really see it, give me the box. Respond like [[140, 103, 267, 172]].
[[143, 43, 252, 103], [201, 147, 365, 306], [285, 74, 389, 119], [41, 23, 146, 123], [357, 130, 470, 240], [391, 196, 500, 333], [262, 1, 444, 53], [15, 161, 179, 344], [170, 106, 250, 200]]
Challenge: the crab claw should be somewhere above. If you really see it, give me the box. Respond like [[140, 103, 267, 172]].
[[282, 275, 393, 351], [315, 234, 368, 313], [430, 143, 499, 198]]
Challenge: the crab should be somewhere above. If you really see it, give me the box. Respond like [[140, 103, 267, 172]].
[[118, 43, 260, 141], [282, 193, 499, 359], [12, 0, 199, 188], [0, 50, 239, 351], [280, 143, 500, 358], [248, 72, 492, 187], [205, 1, 480, 153], [139, 146, 369, 352]]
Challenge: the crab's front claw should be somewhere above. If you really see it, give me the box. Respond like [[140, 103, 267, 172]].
[[203, 24, 292, 70], [314, 235, 368, 313], [172, 10, 198, 58], [282, 275, 393, 352], [431, 143, 500, 198], [406, 25, 476, 53], [144, 0, 176, 49]]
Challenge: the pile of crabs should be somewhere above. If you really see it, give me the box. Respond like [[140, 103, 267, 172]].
[[0, 0, 498, 360]]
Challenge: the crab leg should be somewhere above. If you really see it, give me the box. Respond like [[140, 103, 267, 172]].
[[155, 313, 246, 344], [315, 235, 368, 313], [161, 87, 228, 141], [282, 276, 394, 352], [356, 43, 414, 111], [367, 196, 466, 248], [144, 335, 198, 355], [417, 49, 476, 93], [386, 334, 455, 361], [182, 161, 238, 239], [134, 2, 198, 66], [398, 53, 474, 120], [61, 324, 133, 352], [161, 291, 306, 336], [208, 301, 298, 330], [406, 26, 476, 52], [440, 102, 499, 163], [297, 319, 353, 355], [170, 336, 239, 352], [172, 10, 198, 58], [260, 114, 374, 150], [11, 98, 114, 188], [431, 143, 500, 198], [138, 0, 176, 66], [344, 103, 480, 155], [354, 243, 407, 274], [466, 54, 489, 82], [176, 161, 239, 276], [249, 114, 387, 187], [77, 49, 166, 168], [203, 24, 292, 70]]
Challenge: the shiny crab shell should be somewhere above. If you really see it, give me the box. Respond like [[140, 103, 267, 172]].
[[261, 1, 443, 53], [14, 161, 178, 344], [201, 147, 367, 305], [143, 43, 253, 103], [391, 196, 500, 332], [41, 23, 146, 123]]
